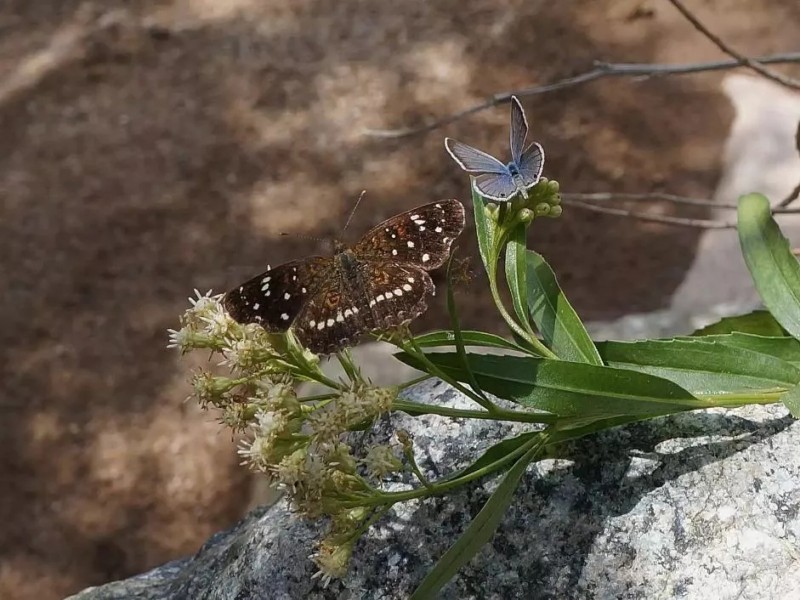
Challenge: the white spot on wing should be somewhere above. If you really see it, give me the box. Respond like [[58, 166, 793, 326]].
[[326, 318, 335, 327], [309, 320, 316, 328], [317, 321, 325, 330], [253, 303, 260, 310], [407, 277, 415, 283], [407, 241, 415, 248], [344, 308, 353, 317], [336, 313, 344, 322], [403, 283, 412, 292], [393, 288, 402, 296], [392, 249, 398, 256], [385, 290, 394, 298], [410, 214, 419, 219], [284, 293, 291, 300], [281, 313, 290, 320], [435, 226, 443, 233], [265, 291, 271, 297], [422, 253, 430, 263]]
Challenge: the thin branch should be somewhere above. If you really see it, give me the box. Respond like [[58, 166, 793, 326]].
[[778, 182, 800, 209], [666, 0, 800, 91], [776, 120, 800, 208], [561, 198, 735, 229], [0, 9, 130, 106], [364, 52, 800, 139], [561, 192, 737, 210]]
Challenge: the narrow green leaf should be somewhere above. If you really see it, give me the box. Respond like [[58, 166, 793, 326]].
[[446, 254, 491, 405], [686, 333, 800, 368], [413, 330, 528, 352], [406, 352, 708, 417], [410, 437, 543, 600], [449, 432, 540, 480], [504, 225, 532, 331], [472, 185, 497, 274], [737, 193, 800, 338], [526, 250, 602, 365], [691, 310, 786, 337], [597, 338, 799, 394], [779, 382, 800, 417]]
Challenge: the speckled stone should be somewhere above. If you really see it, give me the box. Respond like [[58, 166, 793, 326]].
[[70, 370, 800, 600]]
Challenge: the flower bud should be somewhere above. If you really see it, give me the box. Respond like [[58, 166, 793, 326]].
[[517, 208, 535, 224]]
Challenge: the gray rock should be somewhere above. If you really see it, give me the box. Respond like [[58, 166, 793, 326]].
[[70, 375, 800, 600]]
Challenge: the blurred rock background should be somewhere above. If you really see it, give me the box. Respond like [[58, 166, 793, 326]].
[[1, 1, 798, 598]]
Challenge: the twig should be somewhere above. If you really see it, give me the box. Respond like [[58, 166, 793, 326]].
[[778, 182, 800, 210], [0, 9, 132, 106], [561, 192, 737, 210], [776, 121, 800, 208], [561, 198, 735, 229], [666, 0, 800, 91], [364, 52, 800, 138]]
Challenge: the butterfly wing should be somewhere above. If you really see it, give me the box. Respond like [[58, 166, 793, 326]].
[[445, 138, 508, 174], [509, 96, 528, 164], [223, 257, 332, 331], [360, 262, 434, 331], [352, 199, 465, 270], [292, 278, 375, 354], [472, 172, 518, 201], [518, 142, 545, 187]]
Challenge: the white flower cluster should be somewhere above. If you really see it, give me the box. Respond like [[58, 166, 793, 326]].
[[168, 290, 407, 584]]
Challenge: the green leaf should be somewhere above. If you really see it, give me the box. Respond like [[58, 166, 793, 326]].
[[505, 225, 533, 331], [413, 330, 527, 352], [410, 436, 543, 600], [691, 310, 786, 336], [526, 250, 602, 365], [472, 185, 498, 275], [779, 382, 800, 417], [596, 338, 799, 394], [689, 333, 800, 368], [446, 254, 491, 407], [448, 432, 540, 480], [400, 352, 709, 417], [738, 193, 800, 338]]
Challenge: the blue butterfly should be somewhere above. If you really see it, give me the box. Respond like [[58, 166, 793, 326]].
[[445, 96, 545, 201]]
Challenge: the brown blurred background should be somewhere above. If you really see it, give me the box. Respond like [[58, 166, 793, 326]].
[[2, 1, 799, 598]]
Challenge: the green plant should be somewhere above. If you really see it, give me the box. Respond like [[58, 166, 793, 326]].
[[170, 187, 800, 596]]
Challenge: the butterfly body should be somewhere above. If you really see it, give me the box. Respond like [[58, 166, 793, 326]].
[[445, 96, 544, 201], [223, 200, 465, 354]]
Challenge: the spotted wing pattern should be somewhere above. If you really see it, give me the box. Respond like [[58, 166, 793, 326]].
[[472, 172, 518, 201], [509, 96, 528, 164], [352, 199, 465, 269], [292, 278, 376, 355], [224, 199, 465, 355], [222, 257, 332, 332], [361, 262, 434, 330]]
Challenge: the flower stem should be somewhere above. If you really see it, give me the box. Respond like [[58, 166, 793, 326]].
[[356, 433, 547, 506], [393, 399, 556, 424]]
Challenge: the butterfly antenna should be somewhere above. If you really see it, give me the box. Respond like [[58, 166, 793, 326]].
[[279, 232, 326, 243], [343, 190, 367, 232]]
